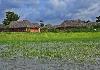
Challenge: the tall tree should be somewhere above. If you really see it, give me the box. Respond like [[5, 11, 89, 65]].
[[96, 16, 100, 23], [40, 20, 44, 27], [45, 24, 53, 29], [3, 11, 20, 25]]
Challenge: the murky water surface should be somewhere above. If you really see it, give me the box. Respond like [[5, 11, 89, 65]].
[[0, 57, 100, 70], [0, 43, 100, 70]]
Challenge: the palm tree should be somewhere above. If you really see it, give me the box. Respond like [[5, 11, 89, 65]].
[[96, 16, 100, 23]]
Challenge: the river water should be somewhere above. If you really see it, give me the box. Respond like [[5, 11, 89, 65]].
[[0, 57, 100, 70], [0, 43, 100, 70]]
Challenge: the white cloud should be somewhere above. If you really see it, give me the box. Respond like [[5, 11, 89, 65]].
[[13, 0, 40, 4], [49, 0, 75, 9], [73, 2, 100, 21], [0, 0, 1, 4], [0, 0, 100, 24], [50, 0, 65, 7], [5, 7, 40, 20]]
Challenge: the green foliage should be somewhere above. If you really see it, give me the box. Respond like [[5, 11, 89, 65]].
[[96, 16, 100, 22], [40, 23, 44, 27], [40, 27, 48, 32], [55, 26, 100, 32], [51, 28, 60, 33], [0, 32, 100, 62], [2, 11, 20, 25], [0, 32, 100, 44], [0, 42, 100, 63], [3, 19, 10, 25], [41, 24, 100, 32]]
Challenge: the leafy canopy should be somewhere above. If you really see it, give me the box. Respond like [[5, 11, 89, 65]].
[[96, 16, 100, 23], [3, 11, 20, 25]]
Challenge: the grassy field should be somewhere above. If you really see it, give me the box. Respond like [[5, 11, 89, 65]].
[[0, 32, 100, 44], [0, 32, 100, 63]]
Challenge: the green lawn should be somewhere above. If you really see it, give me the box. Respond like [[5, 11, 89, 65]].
[[0, 32, 100, 63], [0, 32, 100, 44]]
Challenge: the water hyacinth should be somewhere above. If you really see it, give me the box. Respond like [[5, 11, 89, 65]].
[[0, 41, 100, 63], [0, 32, 100, 63]]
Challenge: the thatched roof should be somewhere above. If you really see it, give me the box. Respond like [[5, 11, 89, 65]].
[[0, 24, 5, 28], [55, 19, 88, 28], [60, 20, 85, 27], [9, 20, 39, 28], [56, 19, 100, 28]]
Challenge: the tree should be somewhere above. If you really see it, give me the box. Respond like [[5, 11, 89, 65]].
[[40, 23, 44, 27], [45, 24, 53, 29], [86, 20, 90, 23], [40, 20, 44, 27], [96, 16, 100, 23], [3, 11, 20, 25], [45, 24, 54, 32]]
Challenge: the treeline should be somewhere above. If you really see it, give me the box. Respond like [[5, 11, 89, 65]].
[[40, 22, 100, 32], [1, 11, 100, 32], [41, 26, 100, 32]]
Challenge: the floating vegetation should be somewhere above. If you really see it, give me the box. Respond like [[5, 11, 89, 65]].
[[0, 41, 100, 63]]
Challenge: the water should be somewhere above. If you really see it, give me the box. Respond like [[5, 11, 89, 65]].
[[0, 57, 100, 70], [0, 43, 100, 70]]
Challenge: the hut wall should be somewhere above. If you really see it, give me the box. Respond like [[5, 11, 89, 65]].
[[30, 28, 40, 32], [9, 27, 40, 32], [0, 28, 4, 32], [10, 28, 26, 32]]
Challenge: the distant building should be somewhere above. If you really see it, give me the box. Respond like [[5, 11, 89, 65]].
[[57, 19, 85, 28], [55, 19, 99, 30], [0, 24, 5, 32], [9, 20, 40, 32], [0, 20, 40, 32]]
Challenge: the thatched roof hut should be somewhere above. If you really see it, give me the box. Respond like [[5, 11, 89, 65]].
[[9, 20, 40, 32], [9, 20, 39, 28]]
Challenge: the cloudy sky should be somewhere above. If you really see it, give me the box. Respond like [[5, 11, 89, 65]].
[[0, 0, 100, 24]]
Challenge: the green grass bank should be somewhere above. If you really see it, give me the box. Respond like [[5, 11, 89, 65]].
[[0, 32, 100, 44]]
